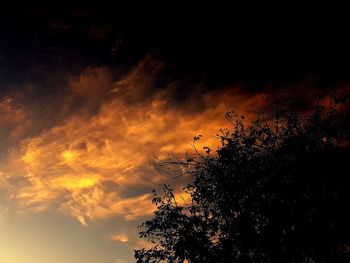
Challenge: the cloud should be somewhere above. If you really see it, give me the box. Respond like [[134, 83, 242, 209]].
[[0, 96, 27, 149], [110, 233, 129, 243], [0, 55, 265, 225], [69, 66, 113, 100]]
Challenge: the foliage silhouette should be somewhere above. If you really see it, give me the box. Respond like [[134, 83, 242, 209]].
[[135, 93, 350, 263]]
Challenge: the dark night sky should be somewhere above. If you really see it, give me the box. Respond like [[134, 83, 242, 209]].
[[1, 7, 349, 92]]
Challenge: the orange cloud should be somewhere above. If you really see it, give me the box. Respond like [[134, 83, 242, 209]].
[[110, 233, 129, 243], [0, 56, 265, 225], [69, 66, 112, 100]]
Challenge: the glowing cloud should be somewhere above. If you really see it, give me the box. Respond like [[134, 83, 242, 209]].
[[0, 56, 264, 225], [110, 233, 129, 243]]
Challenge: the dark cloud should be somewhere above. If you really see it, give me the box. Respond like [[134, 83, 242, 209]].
[[1, 7, 349, 96]]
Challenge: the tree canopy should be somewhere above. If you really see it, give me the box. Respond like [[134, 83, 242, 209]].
[[135, 94, 350, 263]]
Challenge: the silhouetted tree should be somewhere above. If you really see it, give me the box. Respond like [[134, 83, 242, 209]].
[[135, 93, 350, 263]]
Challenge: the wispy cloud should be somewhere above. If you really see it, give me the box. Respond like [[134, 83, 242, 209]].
[[110, 233, 129, 243], [0, 55, 264, 225]]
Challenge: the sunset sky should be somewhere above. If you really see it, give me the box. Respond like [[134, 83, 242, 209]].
[[0, 7, 349, 263]]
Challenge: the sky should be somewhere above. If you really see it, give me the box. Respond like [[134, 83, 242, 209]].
[[0, 7, 350, 263]]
